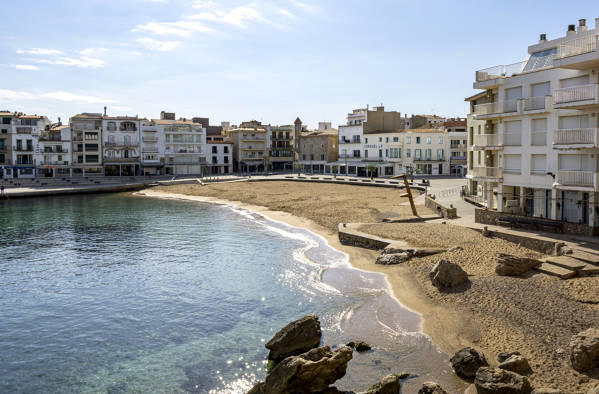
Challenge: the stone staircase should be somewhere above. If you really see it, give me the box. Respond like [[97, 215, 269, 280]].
[[535, 249, 599, 279]]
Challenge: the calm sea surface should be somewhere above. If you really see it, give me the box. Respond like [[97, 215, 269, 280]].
[[0, 193, 465, 393]]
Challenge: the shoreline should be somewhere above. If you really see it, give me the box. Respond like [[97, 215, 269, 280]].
[[135, 188, 478, 358]]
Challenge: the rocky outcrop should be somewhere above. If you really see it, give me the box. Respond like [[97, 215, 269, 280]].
[[265, 314, 322, 361], [360, 374, 400, 394], [450, 347, 488, 378], [430, 260, 469, 290], [347, 340, 371, 352], [495, 254, 541, 276], [418, 381, 449, 394], [249, 346, 353, 394], [569, 327, 599, 371], [497, 351, 522, 363], [474, 367, 532, 393], [376, 247, 444, 265], [498, 354, 531, 375]]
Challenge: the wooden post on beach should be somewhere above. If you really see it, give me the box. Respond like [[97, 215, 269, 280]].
[[391, 174, 418, 217]]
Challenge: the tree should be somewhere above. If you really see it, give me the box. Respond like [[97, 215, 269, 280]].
[[366, 164, 377, 180], [294, 162, 302, 176], [331, 164, 339, 179]]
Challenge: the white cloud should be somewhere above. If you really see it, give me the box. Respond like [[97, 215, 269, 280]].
[[37, 56, 105, 68], [16, 48, 63, 56], [289, 0, 318, 13], [137, 37, 182, 51], [192, 0, 216, 8], [134, 20, 211, 37], [40, 91, 117, 104], [279, 8, 294, 18], [191, 6, 268, 27], [15, 65, 39, 71], [0, 89, 36, 101], [80, 47, 109, 57]]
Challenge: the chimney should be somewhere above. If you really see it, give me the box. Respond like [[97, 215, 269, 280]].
[[578, 19, 587, 32], [58, 117, 61, 125], [596, 17, 599, 29], [103, 106, 107, 116], [567, 24, 576, 36], [539, 33, 547, 42]]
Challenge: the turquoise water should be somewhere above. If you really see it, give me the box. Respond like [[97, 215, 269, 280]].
[[0, 193, 465, 393]]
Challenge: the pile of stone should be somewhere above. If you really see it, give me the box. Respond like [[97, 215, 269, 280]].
[[248, 314, 449, 394], [375, 246, 444, 265]]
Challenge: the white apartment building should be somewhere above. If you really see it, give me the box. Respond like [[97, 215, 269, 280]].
[[444, 119, 468, 176], [159, 116, 206, 176], [38, 124, 71, 178], [467, 18, 599, 230], [7, 114, 51, 178], [140, 120, 165, 175], [206, 142, 233, 174], [70, 113, 103, 176], [102, 115, 141, 176]]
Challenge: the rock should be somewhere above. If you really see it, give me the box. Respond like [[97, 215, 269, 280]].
[[474, 367, 532, 394], [531, 389, 563, 394], [497, 351, 522, 363], [397, 372, 412, 379], [418, 381, 449, 394], [450, 347, 488, 378], [375, 252, 411, 265], [430, 260, 469, 289], [569, 327, 599, 371], [265, 314, 322, 361], [360, 374, 400, 394], [254, 346, 353, 394], [448, 246, 464, 252], [495, 254, 541, 276], [587, 384, 599, 394], [354, 341, 371, 352], [482, 226, 491, 237], [498, 355, 531, 375]]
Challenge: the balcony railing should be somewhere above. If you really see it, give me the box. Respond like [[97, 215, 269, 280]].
[[553, 128, 598, 145], [557, 170, 594, 187], [522, 96, 546, 111], [556, 34, 598, 59], [554, 84, 596, 104], [473, 99, 518, 115], [13, 146, 34, 152], [475, 61, 526, 82], [473, 133, 502, 147], [471, 167, 503, 178], [142, 137, 158, 142]]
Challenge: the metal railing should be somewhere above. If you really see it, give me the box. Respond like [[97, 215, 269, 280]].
[[523, 96, 546, 111], [475, 61, 526, 82], [471, 167, 503, 178], [473, 133, 502, 147], [553, 128, 598, 145], [142, 137, 158, 142], [554, 84, 596, 104], [557, 170, 594, 187], [556, 34, 598, 59]]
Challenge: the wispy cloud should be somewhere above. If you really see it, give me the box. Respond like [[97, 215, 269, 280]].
[[0, 89, 36, 101], [16, 47, 107, 68], [15, 65, 39, 71], [134, 20, 211, 37], [16, 48, 63, 56], [37, 56, 105, 68], [289, 0, 318, 13], [190, 6, 270, 27], [0, 89, 116, 105], [137, 37, 182, 51]]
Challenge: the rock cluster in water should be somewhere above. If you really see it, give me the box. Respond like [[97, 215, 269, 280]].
[[248, 314, 448, 394]]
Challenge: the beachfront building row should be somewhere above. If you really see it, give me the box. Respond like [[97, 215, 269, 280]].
[[0, 110, 233, 178], [465, 17, 599, 230]]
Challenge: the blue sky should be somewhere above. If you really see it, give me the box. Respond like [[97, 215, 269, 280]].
[[0, 0, 597, 128]]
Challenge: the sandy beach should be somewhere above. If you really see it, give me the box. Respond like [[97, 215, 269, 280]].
[[141, 181, 599, 393]]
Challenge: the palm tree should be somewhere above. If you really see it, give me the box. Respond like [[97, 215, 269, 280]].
[[366, 164, 377, 180]]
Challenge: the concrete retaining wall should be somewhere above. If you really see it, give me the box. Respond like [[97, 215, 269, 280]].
[[425, 196, 457, 219], [338, 223, 391, 250]]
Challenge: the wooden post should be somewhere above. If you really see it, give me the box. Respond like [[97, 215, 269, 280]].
[[391, 174, 418, 216]]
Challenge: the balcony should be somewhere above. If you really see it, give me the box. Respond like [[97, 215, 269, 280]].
[[553, 84, 599, 109], [43, 148, 69, 154], [474, 61, 526, 89], [471, 167, 503, 180], [105, 142, 139, 148], [142, 137, 158, 142], [142, 147, 159, 153], [556, 170, 597, 189], [241, 136, 265, 142], [554, 34, 599, 69], [474, 96, 550, 119], [39, 160, 69, 166], [13, 146, 34, 152], [472, 134, 503, 150], [522, 96, 546, 111], [339, 138, 360, 144], [553, 128, 599, 149]]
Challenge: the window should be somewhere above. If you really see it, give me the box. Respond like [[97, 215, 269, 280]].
[[2, 117, 11, 125], [406, 149, 411, 158], [426, 136, 431, 144], [416, 137, 421, 144], [302, 154, 306, 160], [531, 154, 546, 175], [385, 149, 389, 157], [212, 146, 217, 153], [385, 137, 389, 143], [425, 149, 432, 160], [224, 156, 229, 163], [378, 149, 382, 158], [393, 136, 399, 142], [414, 149, 421, 159], [504, 154, 521, 174], [531, 81, 550, 97], [406, 136, 411, 144], [436, 149, 444, 160], [559, 115, 589, 129], [365, 138, 368, 144], [85, 154, 99, 163], [532, 118, 547, 145], [561, 75, 589, 88], [320, 154, 324, 160], [365, 150, 368, 158], [224, 146, 229, 153], [504, 120, 522, 146], [212, 156, 217, 164], [310, 154, 314, 160], [379, 137, 382, 142], [559, 154, 593, 171], [353, 150, 360, 158], [85, 144, 98, 151]]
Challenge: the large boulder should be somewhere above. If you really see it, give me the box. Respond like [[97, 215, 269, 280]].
[[569, 327, 599, 371], [430, 260, 469, 289], [265, 314, 322, 361], [495, 254, 541, 276], [360, 374, 400, 394], [498, 355, 531, 375], [249, 346, 353, 394], [450, 347, 488, 378], [497, 351, 522, 363], [418, 381, 449, 394], [375, 252, 411, 265], [474, 367, 532, 394]]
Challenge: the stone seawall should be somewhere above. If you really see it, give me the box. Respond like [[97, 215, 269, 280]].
[[425, 196, 457, 219], [337, 223, 392, 250]]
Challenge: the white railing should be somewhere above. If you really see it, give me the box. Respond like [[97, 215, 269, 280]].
[[553, 128, 598, 145], [475, 61, 526, 82], [523, 96, 546, 111], [473, 133, 502, 147], [554, 84, 596, 104], [531, 132, 547, 146], [504, 133, 521, 146], [556, 35, 598, 59], [472, 167, 503, 178], [557, 170, 594, 187]]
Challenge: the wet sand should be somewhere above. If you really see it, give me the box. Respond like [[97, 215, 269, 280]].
[[142, 181, 599, 393]]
